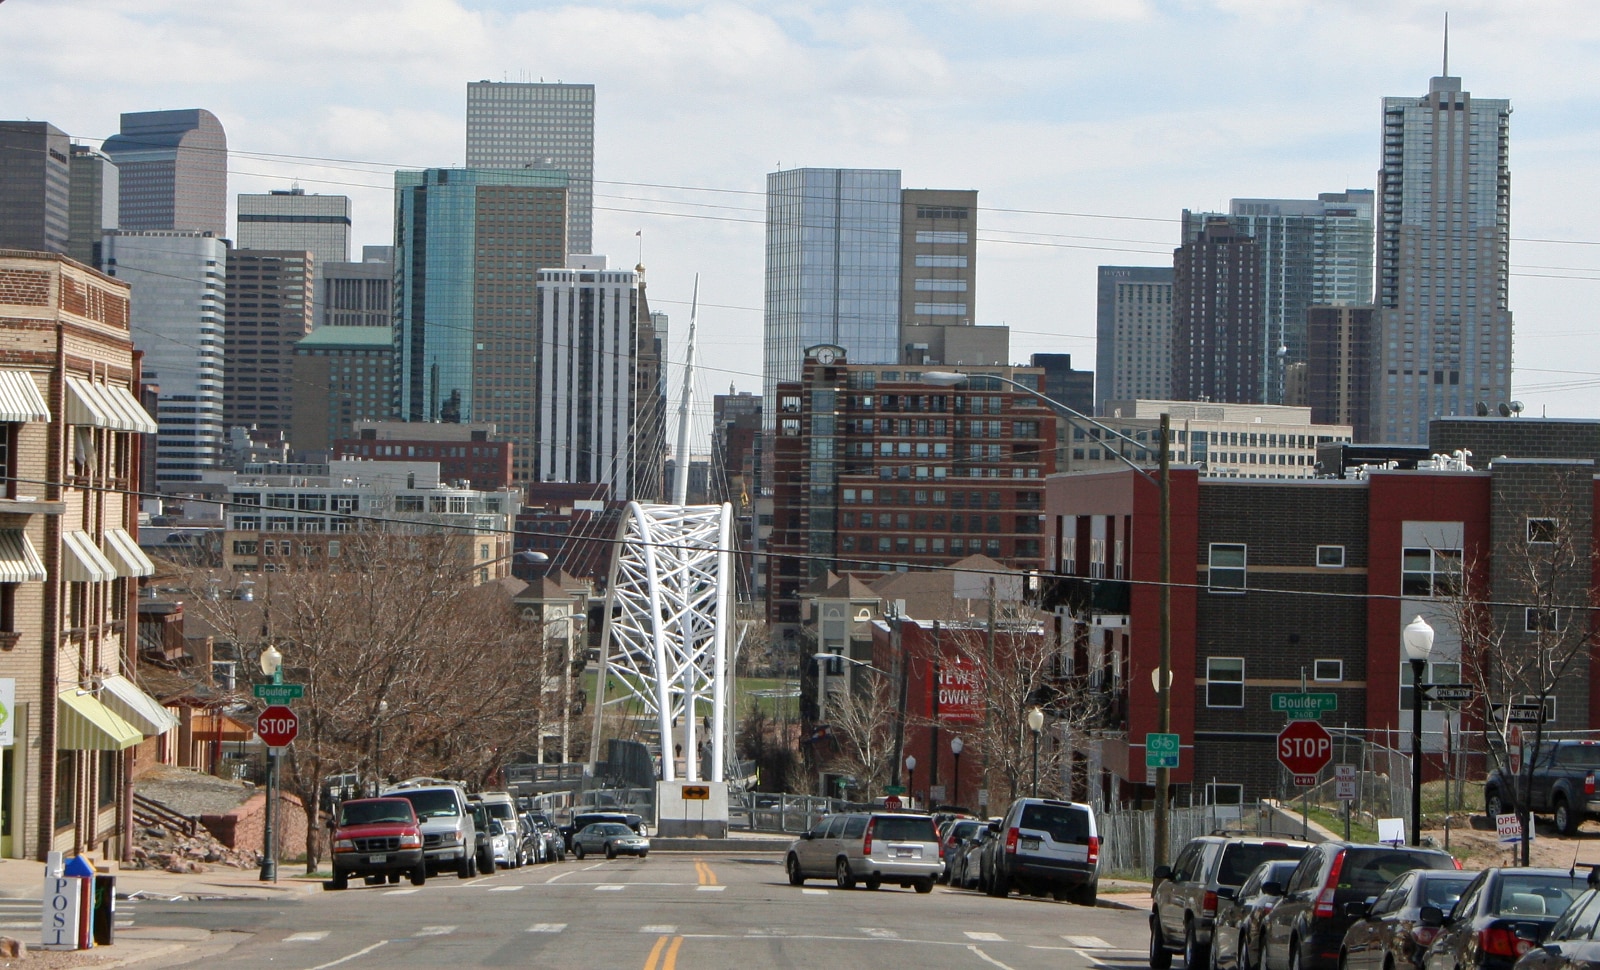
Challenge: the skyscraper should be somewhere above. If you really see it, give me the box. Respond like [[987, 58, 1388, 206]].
[[101, 230, 228, 484], [1173, 218, 1262, 404], [535, 256, 663, 501], [68, 144, 119, 267], [224, 249, 314, 438], [466, 81, 595, 255], [393, 168, 568, 481], [101, 109, 227, 236], [1306, 306, 1374, 441], [763, 167, 902, 426], [318, 246, 393, 328], [237, 188, 351, 265], [1372, 70, 1512, 443], [1183, 191, 1375, 403], [0, 121, 71, 254], [1095, 266, 1174, 413]]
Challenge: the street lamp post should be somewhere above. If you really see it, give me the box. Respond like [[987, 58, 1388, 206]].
[[950, 737, 963, 807], [904, 755, 916, 806], [373, 699, 389, 796], [1402, 616, 1435, 846], [1027, 707, 1045, 797], [259, 645, 283, 883], [925, 370, 1173, 863]]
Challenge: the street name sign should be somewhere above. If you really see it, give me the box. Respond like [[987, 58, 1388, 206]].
[[883, 785, 906, 796], [1146, 732, 1180, 769], [253, 683, 304, 703], [1278, 719, 1333, 786], [1270, 693, 1338, 719], [257, 705, 298, 749]]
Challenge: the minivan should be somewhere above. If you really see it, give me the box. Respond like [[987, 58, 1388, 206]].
[[785, 811, 943, 893]]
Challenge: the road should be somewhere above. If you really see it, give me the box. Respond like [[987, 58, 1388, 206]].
[[126, 854, 1150, 969]]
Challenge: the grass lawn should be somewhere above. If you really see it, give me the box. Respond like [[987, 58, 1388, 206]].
[[582, 670, 800, 723]]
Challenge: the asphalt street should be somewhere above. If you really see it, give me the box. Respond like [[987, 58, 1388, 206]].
[[125, 853, 1151, 969]]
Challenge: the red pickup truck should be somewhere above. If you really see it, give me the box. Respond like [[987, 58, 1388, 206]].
[[329, 797, 427, 890]]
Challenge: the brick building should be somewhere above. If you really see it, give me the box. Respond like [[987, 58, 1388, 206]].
[[766, 346, 1055, 639], [333, 422, 513, 491]]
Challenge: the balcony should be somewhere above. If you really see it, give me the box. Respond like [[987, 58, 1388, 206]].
[[1039, 575, 1131, 625]]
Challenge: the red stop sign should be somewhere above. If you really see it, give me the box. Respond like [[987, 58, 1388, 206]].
[[257, 705, 299, 748], [883, 795, 902, 811], [1277, 719, 1333, 777]]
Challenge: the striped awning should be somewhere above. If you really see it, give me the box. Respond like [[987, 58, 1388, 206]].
[[99, 675, 178, 737], [64, 377, 157, 434], [0, 529, 46, 583], [60, 531, 117, 583], [102, 528, 155, 578], [0, 371, 49, 423], [57, 689, 142, 751]]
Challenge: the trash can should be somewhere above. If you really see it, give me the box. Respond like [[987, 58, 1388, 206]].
[[92, 873, 115, 946]]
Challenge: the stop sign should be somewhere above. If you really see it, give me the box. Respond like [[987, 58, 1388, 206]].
[[257, 705, 299, 748], [1277, 719, 1333, 783], [883, 795, 902, 811]]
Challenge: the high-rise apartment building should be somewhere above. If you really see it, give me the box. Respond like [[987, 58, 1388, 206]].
[[68, 145, 119, 267], [224, 250, 314, 438], [101, 109, 227, 236], [101, 230, 227, 484], [237, 188, 351, 265], [764, 168, 902, 426], [1372, 71, 1512, 444], [319, 245, 393, 328], [0, 122, 71, 254], [1183, 191, 1375, 403], [899, 187, 977, 334], [290, 327, 394, 455], [534, 256, 664, 501], [1173, 218, 1262, 405], [1095, 266, 1174, 414], [1307, 306, 1375, 442], [465, 81, 595, 256]]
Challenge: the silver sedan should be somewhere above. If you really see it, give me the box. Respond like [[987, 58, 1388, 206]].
[[571, 822, 650, 860]]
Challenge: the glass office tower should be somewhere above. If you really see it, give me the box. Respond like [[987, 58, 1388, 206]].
[[466, 81, 595, 256]]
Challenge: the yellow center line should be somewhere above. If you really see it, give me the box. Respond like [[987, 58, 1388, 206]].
[[693, 858, 719, 886], [663, 936, 685, 970], [643, 934, 668, 970]]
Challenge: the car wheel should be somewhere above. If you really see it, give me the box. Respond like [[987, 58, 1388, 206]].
[[987, 871, 1009, 897], [865, 876, 882, 891], [1238, 932, 1252, 970], [1151, 916, 1174, 970], [481, 851, 495, 876], [410, 865, 426, 887], [1289, 938, 1304, 970], [1077, 881, 1099, 907], [1485, 789, 1503, 822], [458, 854, 473, 879], [606, 843, 617, 860], [836, 858, 857, 889], [574, 844, 586, 860], [1557, 797, 1580, 835], [914, 878, 934, 894], [328, 869, 348, 891], [1186, 919, 1209, 969], [787, 854, 806, 886]]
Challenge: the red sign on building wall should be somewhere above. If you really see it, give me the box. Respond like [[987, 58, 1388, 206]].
[[938, 655, 984, 724]]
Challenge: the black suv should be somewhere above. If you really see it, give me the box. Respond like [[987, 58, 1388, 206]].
[[1150, 835, 1312, 969], [986, 797, 1100, 905], [1259, 841, 1457, 970]]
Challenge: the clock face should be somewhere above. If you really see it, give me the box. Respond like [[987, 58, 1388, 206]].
[[815, 348, 837, 365]]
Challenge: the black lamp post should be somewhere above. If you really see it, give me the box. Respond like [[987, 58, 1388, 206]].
[[1027, 707, 1045, 797], [1402, 615, 1435, 846], [950, 737, 963, 807]]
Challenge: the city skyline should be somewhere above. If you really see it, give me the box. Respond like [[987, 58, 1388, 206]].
[[3, 3, 1596, 427]]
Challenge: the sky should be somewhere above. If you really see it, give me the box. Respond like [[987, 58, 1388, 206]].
[[4, 0, 1598, 444]]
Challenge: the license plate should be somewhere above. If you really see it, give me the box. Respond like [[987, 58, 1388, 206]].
[[1021, 838, 1041, 850], [369, 853, 387, 863], [892, 847, 920, 859]]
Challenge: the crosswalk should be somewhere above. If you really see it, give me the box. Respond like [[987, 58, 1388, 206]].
[[269, 923, 1130, 946], [0, 896, 138, 931]]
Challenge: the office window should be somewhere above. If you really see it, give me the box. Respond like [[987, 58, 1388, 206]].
[[1527, 518, 1558, 544], [1208, 544, 1246, 592], [1316, 545, 1345, 568], [1401, 548, 1461, 597], [1313, 660, 1343, 682], [1206, 657, 1244, 708]]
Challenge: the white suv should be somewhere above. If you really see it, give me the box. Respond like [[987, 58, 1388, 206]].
[[383, 781, 481, 878], [785, 812, 943, 893]]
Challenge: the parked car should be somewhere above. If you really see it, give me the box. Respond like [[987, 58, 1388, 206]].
[[1511, 887, 1600, 970], [533, 817, 566, 862], [486, 819, 517, 867], [1212, 859, 1306, 970], [381, 780, 481, 878], [471, 792, 526, 867], [785, 811, 943, 893], [1338, 868, 1478, 970], [1422, 868, 1587, 970], [1151, 835, 1313, 968], [938, 818, 986, 884], [327, 797, 427, 891], [985, 797, 1100, 905], [572, 822, 650, 859], [1484, 740, 1600, 835], [951, 824, 997, 889], [468, 802, 498, 876], [1260, 842, 1458, 970], [561, 812, 645, 850]]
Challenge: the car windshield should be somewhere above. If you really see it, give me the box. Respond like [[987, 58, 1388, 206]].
[[393, 790, 460, 818], [339, 801, 414, 826], [1019, 804, 1090, 844], [874, 816, 937, 842], [1343, 850, 1454, 893], [948, 820, 982, 842], [1419, 874, 1476, 909], [1219, 844, 1309, 887], [1492, 876, 1586, 918], [485, 802, 515, 819]]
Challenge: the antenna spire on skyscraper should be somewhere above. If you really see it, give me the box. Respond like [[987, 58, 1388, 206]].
[[1443, 11, 1449, 76]]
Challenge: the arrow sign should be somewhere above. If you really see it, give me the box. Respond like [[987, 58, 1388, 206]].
[[1145, 732, 1180, 769], [1420, 684, 1473, 702]]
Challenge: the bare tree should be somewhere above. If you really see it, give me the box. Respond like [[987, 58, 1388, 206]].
[[1449, 476, 1598, 864], [819, 668, 900, 799]]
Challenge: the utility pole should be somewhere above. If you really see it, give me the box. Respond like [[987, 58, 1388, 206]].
[[890, 609, 907, 787], [1154, 413, 1173, 868]]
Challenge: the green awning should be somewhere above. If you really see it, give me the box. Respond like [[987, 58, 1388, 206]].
[[57, 689, 142, 750]]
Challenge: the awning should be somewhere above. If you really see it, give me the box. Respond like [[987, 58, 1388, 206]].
[[60, 531, 117, 583], [99, 675, 178, 737], [0, 371, 49, 423], [191, 712, 255, 743], [0, 529, 46, 583], [102, 528, 155, 578], [64, 377, 157, 434], [57, 689, 142, 751]]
